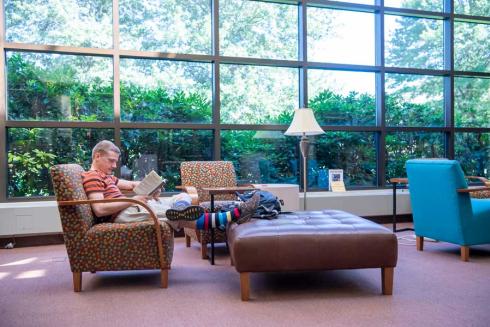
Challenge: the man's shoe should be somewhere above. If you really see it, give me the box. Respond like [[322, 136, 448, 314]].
[[237, 192, 260, 224], [166, 205, 204, 221]]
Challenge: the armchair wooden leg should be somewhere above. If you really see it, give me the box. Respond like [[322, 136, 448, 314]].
[[73, 272, 82, 292], [460, 246, 469, 262], [201, 241, 208, 259], [185, 235, 191, 248], [240, 272, 250, 301], [416, 236, 424, 251], [381, 267, 394, 295], [160, 269, 169, 288]]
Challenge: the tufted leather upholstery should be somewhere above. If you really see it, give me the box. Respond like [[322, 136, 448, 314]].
[[228, 210, 398, 273], [50, 164, 174, 290]]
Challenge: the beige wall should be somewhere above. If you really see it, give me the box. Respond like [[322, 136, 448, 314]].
[[0, 189, 411, 237]]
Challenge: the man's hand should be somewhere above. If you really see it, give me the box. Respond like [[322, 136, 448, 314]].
[[133, 194, 151, 204], [151, 188, 162, 201]]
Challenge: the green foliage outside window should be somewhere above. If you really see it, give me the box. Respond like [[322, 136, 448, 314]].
[[120, 129, 214, 190], [120, 83, 212, 123], [385, 132, 446, 181], [6, 51, 490, 196], [309, 90, 376, 126], [4, 0, 490, 197], [221, 130, 298, 185], [7, 52, 113, 121], [455, 133, 490, 176], [119, 58, 212, 123], [7, 128, 114, 197]]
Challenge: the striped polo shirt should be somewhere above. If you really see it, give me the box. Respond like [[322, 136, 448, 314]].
[[81, 170, 123, 199]]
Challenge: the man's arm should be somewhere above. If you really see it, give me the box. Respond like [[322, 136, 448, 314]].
[[87, 192, 132, 217], [87, 191, 150, 217], [117, 179, 139, 191], [118, 179, 162, 200]]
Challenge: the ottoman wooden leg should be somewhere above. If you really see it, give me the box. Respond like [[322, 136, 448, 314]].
[[381, 267, 394, 295], [240, 272, 250, 301], [185, 235, 191, 247]]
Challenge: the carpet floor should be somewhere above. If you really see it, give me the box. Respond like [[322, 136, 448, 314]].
[[0, 226, 489, 327]]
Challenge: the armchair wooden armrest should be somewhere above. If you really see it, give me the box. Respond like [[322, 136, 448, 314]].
[[58, 198, 167, 271], [389, 178, 408, 184], [457, 187, 490, 193], [237, 183, 256, 188], [176, 186, 199, 205], [465, 176, 490, 185]]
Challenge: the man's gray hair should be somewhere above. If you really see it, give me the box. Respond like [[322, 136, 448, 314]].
[[92, 140, 121, 159]]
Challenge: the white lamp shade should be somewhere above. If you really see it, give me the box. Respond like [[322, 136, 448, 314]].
[[284, 108, 325, 136]]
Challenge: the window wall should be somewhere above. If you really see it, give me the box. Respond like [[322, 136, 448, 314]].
[[1, 0, 489, 200]]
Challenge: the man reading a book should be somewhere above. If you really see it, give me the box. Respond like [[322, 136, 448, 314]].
[[82, 140, 258, 230]]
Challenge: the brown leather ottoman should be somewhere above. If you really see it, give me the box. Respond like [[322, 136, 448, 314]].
[[227, 210, 398, 301]]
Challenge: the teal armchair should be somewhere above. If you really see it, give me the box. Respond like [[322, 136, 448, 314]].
[[406, 159, 490, 261]]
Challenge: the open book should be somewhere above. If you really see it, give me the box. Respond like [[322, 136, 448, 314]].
[[133, 170, 167, 196]]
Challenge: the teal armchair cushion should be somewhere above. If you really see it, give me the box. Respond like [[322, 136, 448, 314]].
[[469, 199, 490, 245], [406, 159, 490, 246]]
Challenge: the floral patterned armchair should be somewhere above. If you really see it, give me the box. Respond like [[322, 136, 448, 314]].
[[180, 161, 241, 259], [467, 176, 490, 199], [50, 164, 174, 292]]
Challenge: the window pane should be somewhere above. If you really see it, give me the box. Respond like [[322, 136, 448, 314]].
[[120, 129, 213, 190], [455, 22, 490, 73], [314, 132, 377, 188], [119, 0, 211, 54], [308, 70, 376, 126], [221, 130, 298, 185], [308, 8, 375, 65], [5, 0, 112, 48], [385, 132, 445, 180], [7, 52, 113, 121], [7, 128, 114, 197], [455, 77, 490, 128], [385, 74, 444, 127], [455, 133, 490, 177], [455, 1, 490, 16], [120, 59, 212, 123], [385, 15, 444, 70], [384, 0, 443, 11], [220, 0, 298, 60], [220, 65, 298, 124]]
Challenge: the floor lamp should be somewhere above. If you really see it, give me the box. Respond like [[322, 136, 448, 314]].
[[284, 108, 324, 210]]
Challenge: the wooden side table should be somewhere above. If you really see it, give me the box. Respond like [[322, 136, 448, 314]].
[[202, 186, 257, 265], [389, 178, 414, 233]]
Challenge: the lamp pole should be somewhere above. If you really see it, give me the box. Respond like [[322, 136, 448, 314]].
[[300, 134, 309, 210]]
